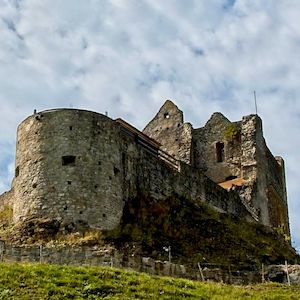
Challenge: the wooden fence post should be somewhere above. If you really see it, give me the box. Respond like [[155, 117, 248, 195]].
[[197, 263, 205, 281], [261, 263, 265, 283], [285, 260, 291, 286]]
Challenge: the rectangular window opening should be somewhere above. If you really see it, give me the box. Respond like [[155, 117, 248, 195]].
[[216, 142, 225, 162], [15, 166, 20, 177], [62, 155, 76, 166]]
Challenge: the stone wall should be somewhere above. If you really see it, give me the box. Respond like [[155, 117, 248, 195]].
[[120, 127, 252, 220], [241, 115, 289, 231], [0, 241, 263, 284], [265, 152, 289, 234], [190, 112, 289, 231], [7, 107, 253, 236], [0, 189, 14, 211], [12, 109, 124, 231], [2, 104, 289, 245], [2, 241, 298, 285], [143, 100, 193, 164], [192, 112, 242, 183]]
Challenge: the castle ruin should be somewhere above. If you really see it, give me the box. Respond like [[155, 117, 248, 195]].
[[0, 100, 290, 238]]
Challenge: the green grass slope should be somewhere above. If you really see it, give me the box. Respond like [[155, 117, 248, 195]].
[[0, 263, 299, 300]]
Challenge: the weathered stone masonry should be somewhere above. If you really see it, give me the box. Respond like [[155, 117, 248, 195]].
[[144, 101, 289, 234], [0, 100, 289, 238]]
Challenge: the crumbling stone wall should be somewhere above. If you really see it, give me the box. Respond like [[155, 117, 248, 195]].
[[6, 107, 253, 233], [192, 112, 242, 183], [144, 101, 289, 233], [265, 153, 289, 235], [241, 115, 289, 232], [1, 102, 289, 239], [119, 125, 252, 221], [0, 189, 14, 212], [143, 100, 193, 164]]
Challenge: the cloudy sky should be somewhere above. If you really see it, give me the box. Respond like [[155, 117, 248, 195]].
[[0, 0, 300, 250]]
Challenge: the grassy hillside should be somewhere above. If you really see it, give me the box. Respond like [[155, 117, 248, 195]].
[[0, 263, 299, 299]]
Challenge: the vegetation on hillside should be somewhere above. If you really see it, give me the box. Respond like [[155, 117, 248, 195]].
[[107, 194, 299, 266], [0, 194, 298, 268], [0, 263, 299, 300]]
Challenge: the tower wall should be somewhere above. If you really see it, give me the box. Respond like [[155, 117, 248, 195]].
[[143, 100, 193, 164], [192, 112, 242, 183], [13, 109, 124, 230]]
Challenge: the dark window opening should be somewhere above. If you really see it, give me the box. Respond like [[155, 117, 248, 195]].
[[69, 126, 73, 131], [98, 161, 101, 165], [122, 153, 126, 166], [102, 213, 106, 218], [79, 211, 83, 214], [216, 142, 225, 162], [62, 155, 76, 166], [15, 166, 19, 177], [94, 184, 98, 189], [225, 175, 237, 181], [63, 206, 68, 211], [114, 166, 120, 175], [164, 112, 170, 119], [67, 181, 72, 185], [109, 176, 112, 180]]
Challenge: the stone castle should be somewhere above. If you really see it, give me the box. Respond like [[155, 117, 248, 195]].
[[0, 100, 290, 238]]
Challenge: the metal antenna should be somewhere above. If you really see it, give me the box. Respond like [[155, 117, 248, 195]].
[[254, 90, 258, 115]]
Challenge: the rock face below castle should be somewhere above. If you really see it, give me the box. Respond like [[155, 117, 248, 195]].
[[0, 101, 290, 238]]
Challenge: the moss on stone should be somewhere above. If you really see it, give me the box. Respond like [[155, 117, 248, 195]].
[[224, 123, 240, 141]]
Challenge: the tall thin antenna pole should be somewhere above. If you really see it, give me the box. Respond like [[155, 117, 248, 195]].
[[254, 90, 258, 115]]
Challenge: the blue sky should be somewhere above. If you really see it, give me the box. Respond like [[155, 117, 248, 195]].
[[0, 0, 300, 250]]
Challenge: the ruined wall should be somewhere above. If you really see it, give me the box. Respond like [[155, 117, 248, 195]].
[[8, 104, 289, 239], [241, 115, 289, 232], [190, 113, 289, 231], [143, 100, 193, 164], [10, 108, 252, 235], [265, 153, 289, 234], [13, 109, 124, 230], [119, 127, 252, 220], [0, 189, 14, 211], [240, 115, 269, 226], [192, 112, 242, 183]]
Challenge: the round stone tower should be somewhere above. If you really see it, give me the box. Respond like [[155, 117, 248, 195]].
[[12, 109, 124, 230]]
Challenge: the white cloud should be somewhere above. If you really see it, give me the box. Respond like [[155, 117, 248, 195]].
[[0, 0, 300, 249]]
